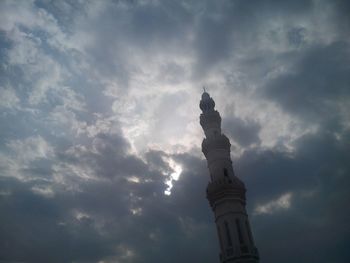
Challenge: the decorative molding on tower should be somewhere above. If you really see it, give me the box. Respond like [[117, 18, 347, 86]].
[[199, 91, 259, 263]]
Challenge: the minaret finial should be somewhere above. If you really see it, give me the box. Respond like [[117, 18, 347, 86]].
[[203, 86, 206, 93]]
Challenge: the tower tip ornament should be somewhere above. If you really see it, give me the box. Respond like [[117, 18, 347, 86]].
[[199, 90, 215, 112], [199, 93, 259, 263]]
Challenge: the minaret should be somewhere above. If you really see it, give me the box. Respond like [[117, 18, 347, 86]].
[[199, 91, 259, 263]]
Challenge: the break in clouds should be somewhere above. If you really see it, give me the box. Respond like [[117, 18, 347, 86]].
[[0, 0, 349, 262]]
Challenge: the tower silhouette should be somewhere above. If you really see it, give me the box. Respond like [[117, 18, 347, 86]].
[[199, 91, 259, 263]]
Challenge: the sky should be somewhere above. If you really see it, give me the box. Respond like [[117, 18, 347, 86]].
[[0, 0, 349, 262]]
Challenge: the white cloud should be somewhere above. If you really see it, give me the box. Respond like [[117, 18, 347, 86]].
[[254, 192, 293, 215], [5, 26, 67, 106], [0, 87, 20, 109], [31, 185, 55, 198], [0, 136, 54, 182], [6, 135, 54, 163]]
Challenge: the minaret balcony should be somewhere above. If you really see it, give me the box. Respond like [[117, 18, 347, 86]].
[[202, 134, 231, 157], [206, 177, 246, 208]]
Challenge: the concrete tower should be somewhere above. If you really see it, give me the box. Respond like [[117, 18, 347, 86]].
[[199, 91, 259, 263]]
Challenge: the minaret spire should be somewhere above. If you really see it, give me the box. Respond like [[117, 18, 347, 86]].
[[199, 91, 259, 263]]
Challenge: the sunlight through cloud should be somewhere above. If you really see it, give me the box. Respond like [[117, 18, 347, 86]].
[[164, 158, 182, 195]]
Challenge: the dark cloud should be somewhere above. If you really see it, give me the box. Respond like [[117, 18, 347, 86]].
[[2, 126, 348, 263], [0, 0, 349, 262], [191, 0, 314, 78], [287, 27, 307, 47], [237, 128, 350, 263], [0, 178, 112, 263], [263, 41, 350, 126], [0, 149, 217, 262], [223, 116, 261, 147]]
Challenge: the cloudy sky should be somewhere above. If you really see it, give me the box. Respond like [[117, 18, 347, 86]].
[[0, 0, 349, 262]]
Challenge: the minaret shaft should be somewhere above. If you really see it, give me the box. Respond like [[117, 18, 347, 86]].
[[199, 92, 259, 263]]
